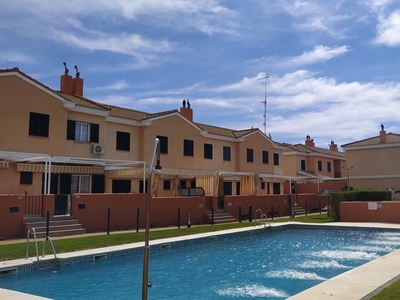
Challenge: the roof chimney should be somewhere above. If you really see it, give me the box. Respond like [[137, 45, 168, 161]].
[[180, 99, 193, 121], [72, 65, 83, 96], [60, 62, 73, 94], [329, 140, 338, 152], [380, 123, 386, 143], [305, 135, 315, 147]]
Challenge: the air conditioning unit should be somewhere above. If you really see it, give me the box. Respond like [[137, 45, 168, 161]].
[[91, 144, 104, 155]]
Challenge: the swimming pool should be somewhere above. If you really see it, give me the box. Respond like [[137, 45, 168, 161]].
[[1, 225, 399, 299]]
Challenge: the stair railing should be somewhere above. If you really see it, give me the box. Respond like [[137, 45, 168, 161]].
[[26, 228, 40, 262], [43, 236, 57, 260]]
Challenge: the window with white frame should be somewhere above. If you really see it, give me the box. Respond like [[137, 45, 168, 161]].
[[71, 175, 91, 193], [75, 122, 90, 142]]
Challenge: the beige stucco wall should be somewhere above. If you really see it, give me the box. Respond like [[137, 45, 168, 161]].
[[0, 75, 68, 155], [140, 115, 240, 171], [103, 121, 141, 161], [345, 145, 400, 190]]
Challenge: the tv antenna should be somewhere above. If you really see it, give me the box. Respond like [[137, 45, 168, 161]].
[[256, 75, 269, 135]]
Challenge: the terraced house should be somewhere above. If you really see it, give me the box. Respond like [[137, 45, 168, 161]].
[[0, 67, 291, 207], [0, 67, 351, 238]]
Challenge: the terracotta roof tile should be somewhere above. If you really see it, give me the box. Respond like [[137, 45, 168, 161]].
[[342, 132, 400, 147], [58, 93, 109, 111], [195, 123, 257, 138], [140, 109, 179, 121], [281, 142, 345, 157]]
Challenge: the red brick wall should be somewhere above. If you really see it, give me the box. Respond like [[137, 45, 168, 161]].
[[340, 201, 400, 223], [0, 194, 54, 238], [223, 195, 290, 219], [70, 194, 207, 232], [283, 182, 345, 194]]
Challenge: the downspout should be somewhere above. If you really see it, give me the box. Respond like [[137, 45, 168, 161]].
[[47, 156, 52, 194], [44, 156, 48, 195]]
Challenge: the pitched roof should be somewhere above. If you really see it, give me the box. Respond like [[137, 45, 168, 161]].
[[195, 123, 258, 138], [58, 93, 109, 111], [280, 142, 346, 158], [0, 67, 269, 140], [104, 104, 149, 120], [342, 132, 400, 148]]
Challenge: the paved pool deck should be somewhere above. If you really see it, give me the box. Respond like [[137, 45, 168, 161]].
[[1, 221, 400, 299]]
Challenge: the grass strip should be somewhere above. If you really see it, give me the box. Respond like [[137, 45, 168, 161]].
[[1, 214, 331, 261]]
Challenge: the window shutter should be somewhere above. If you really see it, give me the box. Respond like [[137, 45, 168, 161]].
[[92, 175, 105, 193], [90, 123, 99, 143], [66, 120, 76, 140]]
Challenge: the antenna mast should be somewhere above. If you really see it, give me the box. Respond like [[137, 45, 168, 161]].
[[256, 75, 269, 135]]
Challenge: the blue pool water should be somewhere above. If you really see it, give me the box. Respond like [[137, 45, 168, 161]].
[[1, 225, 400, 299]]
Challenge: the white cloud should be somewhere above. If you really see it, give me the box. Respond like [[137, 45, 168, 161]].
[[374, 10, 400, 46], [278, 0, 351, 38], [0, 53, 33, 63], [1, 1, 237, 36], [89, 80, 129, 92], [279, 45, 349, 68], [56, 31, 172, 57]]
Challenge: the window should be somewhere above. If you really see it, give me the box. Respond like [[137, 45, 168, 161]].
[[180, 180, 187, 188], [327, 162, 332, 172], [247, 148, 254, 162], [223, 146, 231, 161], [301, 160, 306, 171], [262, 151, 269, 164], [236, 182, 240, 195], [273, 182, 280, 194], [20, 172, 33, 185], [183, 139, 194, 156], [261, 182, 265, 190], [29, 112, 49, 137], [71, 175, 91, 193], [116, 131, 130, 151], [204, 143, 213, 159], [67, 120, 99, 143], [112, 179, 131, 193], [223, 182, 232, 195], [163, 180, 171, 190], [157, 135, 168, 154], [75, 122, 89, 142], [139, 180, 148, 193], [273, 153, 280, 165], [318, 160, 322, 171]]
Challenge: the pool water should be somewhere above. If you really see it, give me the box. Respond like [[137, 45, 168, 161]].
[[1, 226, 399, 299]]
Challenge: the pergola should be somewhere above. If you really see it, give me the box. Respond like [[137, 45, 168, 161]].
[[0, 150, 146, 194]]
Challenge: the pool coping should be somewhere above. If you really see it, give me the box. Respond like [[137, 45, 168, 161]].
[[2, 221, 400, 299]]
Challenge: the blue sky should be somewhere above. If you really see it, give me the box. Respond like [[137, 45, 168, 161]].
[[2, 0, 400, 149]]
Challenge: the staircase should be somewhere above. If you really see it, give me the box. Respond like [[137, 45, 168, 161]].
[[205, 210, 237, 224], [291, 206, 306, 216], [23, 216, 86, 238]]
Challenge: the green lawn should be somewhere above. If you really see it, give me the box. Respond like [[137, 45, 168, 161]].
[[1, 214, 331, 261], [370, 279, 400, 300]]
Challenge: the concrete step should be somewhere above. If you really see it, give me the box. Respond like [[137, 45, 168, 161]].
[[24, 216, 86, 238], [205, 210, 237, 224], [32, 228, 86, 239], [292, 206, 306, 215], [25, 219, 81, 227]]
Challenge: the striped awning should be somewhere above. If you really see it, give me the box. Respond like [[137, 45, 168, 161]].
[[106, 167, 216, 179], [0, 161, 9, 168], [16, 163, 104, 174]]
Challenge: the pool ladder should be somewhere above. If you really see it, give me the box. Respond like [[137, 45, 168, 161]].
[[254, 209, 271, 228], [26, 228, 57, 265]]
